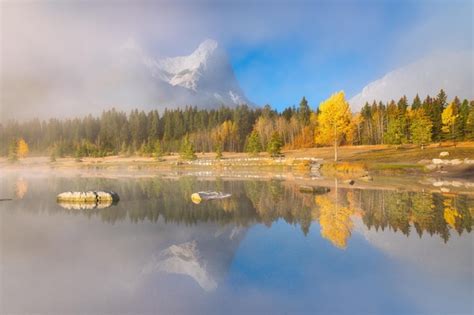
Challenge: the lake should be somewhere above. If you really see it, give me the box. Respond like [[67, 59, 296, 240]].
[[0, 173, 472, 315]]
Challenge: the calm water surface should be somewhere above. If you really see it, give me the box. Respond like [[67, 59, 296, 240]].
[[0, 174, 473, 315]]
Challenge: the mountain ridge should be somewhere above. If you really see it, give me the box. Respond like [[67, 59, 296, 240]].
[[119, 38, 250, 107], [1, 39, 251, 121]]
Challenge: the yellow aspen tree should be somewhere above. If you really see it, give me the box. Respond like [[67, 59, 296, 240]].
[[316, 91, 352, 161], [17, 138, 29, 159], [441, 101, 459, 143]]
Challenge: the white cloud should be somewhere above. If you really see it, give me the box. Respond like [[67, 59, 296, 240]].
[[349, 51, 474, 111]]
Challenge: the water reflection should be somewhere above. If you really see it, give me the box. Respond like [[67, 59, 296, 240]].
[[142, 241, 217, 291], [3, 176, 472, 248], [1, 175, 473, 314], [14, 177, 28, 199]]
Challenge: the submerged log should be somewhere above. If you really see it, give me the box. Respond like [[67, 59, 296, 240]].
[[299, 186, 330, 194], [191, 191, 232, 204]]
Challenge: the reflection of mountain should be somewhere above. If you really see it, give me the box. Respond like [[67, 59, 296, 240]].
[[140, 224, 246, 292], [2, 175, 472, 314], [142, 241, 217, 291], [0, 201, 248, 314]]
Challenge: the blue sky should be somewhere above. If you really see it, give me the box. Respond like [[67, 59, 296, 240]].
[[222, 0, 472, 110], [2, 0, 472, 116]]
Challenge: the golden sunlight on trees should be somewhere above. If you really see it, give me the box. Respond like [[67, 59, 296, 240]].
[[17, 138, 29, 158], [442, 100, 459, 143], [0, 91, 471, 158], [443, 198, 461, 228], [316, 91, 352, 161], [315, 194, 354, 249]]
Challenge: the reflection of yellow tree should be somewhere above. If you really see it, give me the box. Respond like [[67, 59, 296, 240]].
[[443, 198, 461, 228], [15, 178, 28, 199], [316, 195, 353, 249]]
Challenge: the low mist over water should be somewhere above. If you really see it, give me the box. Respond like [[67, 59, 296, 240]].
[[1, 174, 472, 314]]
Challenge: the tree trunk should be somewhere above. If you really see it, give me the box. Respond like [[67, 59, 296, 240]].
[[334, 123, 338, 162]]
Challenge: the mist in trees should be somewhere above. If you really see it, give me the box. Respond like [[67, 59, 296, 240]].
[[1, 90, 472, 158]]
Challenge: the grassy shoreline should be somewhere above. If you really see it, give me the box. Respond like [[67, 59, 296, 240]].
[[2, 143, 474, 178], [1, 143, 474, 196]]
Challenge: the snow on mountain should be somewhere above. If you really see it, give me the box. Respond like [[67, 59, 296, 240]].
[[119, 38, 249, 108], [141, 241, 217, 292], [1, 39, 250, 121], [349, 51, 473, 112]]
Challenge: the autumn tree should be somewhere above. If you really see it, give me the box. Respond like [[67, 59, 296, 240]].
[[17, 138, 29, 158], [409, 109, 432, 148], [316, 91, 352, 161], [442, 100, 459, 144]]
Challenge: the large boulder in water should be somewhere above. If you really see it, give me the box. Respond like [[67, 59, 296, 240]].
[[56, 191, 119, 203]]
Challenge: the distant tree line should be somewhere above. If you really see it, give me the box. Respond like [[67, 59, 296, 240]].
[[1, 89, 473, 158]]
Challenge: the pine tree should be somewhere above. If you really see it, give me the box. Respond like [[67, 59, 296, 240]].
[[214, 142, 223, 160], [458, 99, 469, 140], [397, 96, 409, 140], [412, 94, 422, 110], [298, 96, 311, 126], [74, 145, 83, 162], [431, 89, 447, 141], [49, 150, 57, 163], [267, 132, 283, 157], [465, 102, 474, 140], [180, 134, 196, 160], [410, 109, 432, 148], [153, 141, 164, 160], [245, 130, 262, 156], [8, 139, 18, 162], [384, 117, 406, 145], [120, 141, 129, 156]]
